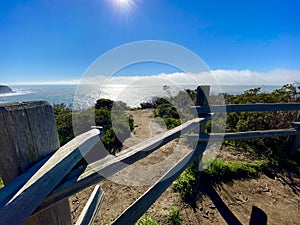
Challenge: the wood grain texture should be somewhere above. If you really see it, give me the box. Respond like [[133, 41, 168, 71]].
[[112, 142, 208, 225], [191, 103, 300, 114], [0, 154, 51, 207], [0, 127, 102, 225], [0, 101, 59, 183], [0, 102, 72, 225], [34, 117, 205, 213], [75, 185, 104, 225], [0, 102, 102, 225]]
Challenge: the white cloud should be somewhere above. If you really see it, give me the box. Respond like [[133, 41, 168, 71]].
[[8, 69, 300, 86], [208, 69, 300, 85], [80, 68, 300, 86]]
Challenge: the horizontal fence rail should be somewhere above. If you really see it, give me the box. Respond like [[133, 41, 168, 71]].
[[32, 117, 205, 214], [188, 127, 300, 142], [191, 103, 300, 114]]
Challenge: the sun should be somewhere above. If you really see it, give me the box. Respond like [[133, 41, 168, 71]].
[[114, 0, 134, 8], [118, 0, 130, 5], [111, 0, 137, 22]]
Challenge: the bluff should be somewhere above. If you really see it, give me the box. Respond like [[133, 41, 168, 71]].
[[0, 85, 13, 94]]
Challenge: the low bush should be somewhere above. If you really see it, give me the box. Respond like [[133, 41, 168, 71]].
[[0, 176, 4, 189], [167, 207, 182, 225], [53, 103, 74, 145], [173, 159, 267, 201], [54, 99, 134, 154], [205, 159, 266, 179], [172, 163, 198, 201], [223, 84, 297, 161], [136, 215, 157, 225]]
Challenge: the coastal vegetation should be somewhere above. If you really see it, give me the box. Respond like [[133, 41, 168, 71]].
[[172, 84, 299, 202], [141, 89, 195, 129], [136, 215, 158, 225], [54, 99, 134, 154], [0, 176, 3, 189], [135, 207, 182, 225], [222, 84, 297, 164], [167, 207, 182, 225], [53, 103, 74, 146]]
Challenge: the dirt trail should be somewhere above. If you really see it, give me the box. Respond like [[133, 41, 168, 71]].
[[69, 109, 300, 225], [70, 109, 191, 224]]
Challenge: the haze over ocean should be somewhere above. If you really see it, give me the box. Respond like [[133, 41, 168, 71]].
[[0, 84, 281, 110]]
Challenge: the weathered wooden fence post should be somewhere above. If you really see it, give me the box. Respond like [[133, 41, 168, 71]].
[[0, 101, 72, 225], [195, 85, 210, 168]]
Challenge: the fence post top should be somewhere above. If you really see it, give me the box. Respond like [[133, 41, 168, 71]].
[[0, 101, 51, 111]]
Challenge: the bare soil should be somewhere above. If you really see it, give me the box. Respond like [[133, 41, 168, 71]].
[[69, 109, 300, 225]]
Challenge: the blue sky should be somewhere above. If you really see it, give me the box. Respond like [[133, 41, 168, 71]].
[[0, 0, 300, 84]]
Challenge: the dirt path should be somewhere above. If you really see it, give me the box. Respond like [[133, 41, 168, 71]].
[[70, 109, 191, 224], [69, 109, 300, 225]]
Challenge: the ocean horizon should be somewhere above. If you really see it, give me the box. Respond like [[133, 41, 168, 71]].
[[0, 84, 282, 110]]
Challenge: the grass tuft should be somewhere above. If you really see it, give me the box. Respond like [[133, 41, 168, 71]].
[[173, 159, 267, 202], [206, 159, 266, 179], [167, 207, 182, 225], [136, 214, 158, 225], [172, 164, 198, 201], [0, 176, 4, 189]]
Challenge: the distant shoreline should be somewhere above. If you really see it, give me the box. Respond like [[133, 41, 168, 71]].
[[0, 85, 14, 94], [0, 84, 283, 110]]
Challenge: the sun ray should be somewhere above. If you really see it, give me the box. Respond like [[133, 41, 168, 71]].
[[111, 0, 138, 23]]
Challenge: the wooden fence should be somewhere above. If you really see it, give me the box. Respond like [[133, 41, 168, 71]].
[[0, 86, 299, 225]]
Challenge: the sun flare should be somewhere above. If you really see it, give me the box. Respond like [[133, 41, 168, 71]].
[[118, 0, 130, 4], [112, 0, 137, 22], [114, 0, 134, 9]]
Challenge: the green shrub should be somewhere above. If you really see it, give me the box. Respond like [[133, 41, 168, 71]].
[[140, 102, 156, 109], [172, 163, 198, 200], [205, 159, 266, 179], [173, 159, 266, 202], [53, 103, 74, 145], [223, 84, 297, 161], [95, 98, 114, 110], [167, 207, 182, 225], [146, 88, 197, 130], [54, 99, 134, 154], [136, 215, 157, 225], [162, 118, 181, 129], [155, 104, 180, 119], [153, 97, 182, 130], [0, 176, 4, 189]]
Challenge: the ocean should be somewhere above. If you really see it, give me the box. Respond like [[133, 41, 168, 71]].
[[0, 84, 281, 110]]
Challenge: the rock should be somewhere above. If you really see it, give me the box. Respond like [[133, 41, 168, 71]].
[[0, 85, 13, 94]]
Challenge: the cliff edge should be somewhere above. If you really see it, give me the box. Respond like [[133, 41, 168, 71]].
[[0, 85, 13, 94]]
